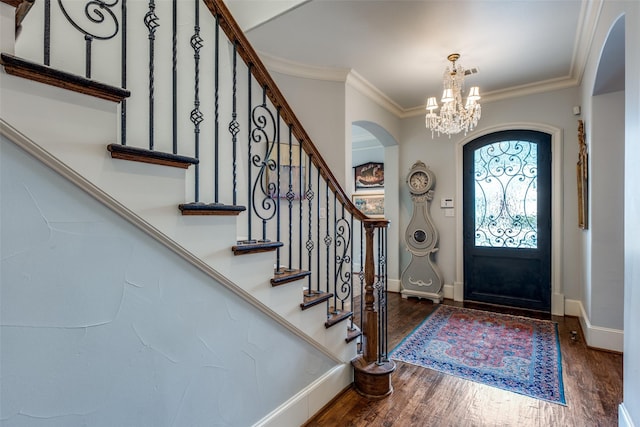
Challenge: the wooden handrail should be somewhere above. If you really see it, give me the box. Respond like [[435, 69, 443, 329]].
[[1, 0, 24, 8], [203, 0, 386, 225]]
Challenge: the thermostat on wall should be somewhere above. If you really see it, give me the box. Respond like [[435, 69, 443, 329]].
[[440, 198, 454, 208]]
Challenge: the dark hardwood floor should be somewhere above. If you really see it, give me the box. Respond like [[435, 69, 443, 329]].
[[306, 293, 623, 427]]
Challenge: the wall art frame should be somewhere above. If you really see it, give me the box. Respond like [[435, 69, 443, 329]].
[[354, 162, 384, 190], [352, 192, 385, 218], [577, 119, 588, 229]]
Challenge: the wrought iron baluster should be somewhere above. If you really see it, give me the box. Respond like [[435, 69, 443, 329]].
[[331, 192, 337, 312], [359, 220, 365, 351], [172, 0, 177, 154], [383, 227, 389, 361], [286, 126, 294, 271], [316, 170, 321, 293], [85, 35, 92, 78], [246, 63, 252, 237], [305, 152, 315, 296], [376, 226, 389, 363], [349, 214, 355, 331], [324, 179, 331, 297], [229, 43, 240, 207], [120, 0, 126, 145], [44, 0, 50, 65], [190, 0, 204, 202], [299, 140, 303, 270], [275, 122, 281, 270], [144, 0, 159, 150], [213, 16, 220, 202]]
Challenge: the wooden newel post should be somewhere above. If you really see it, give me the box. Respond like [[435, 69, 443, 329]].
[[351, 221, 396, 399], [363, 222, 378, 362]]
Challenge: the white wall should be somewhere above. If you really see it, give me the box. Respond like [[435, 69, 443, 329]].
[[352, 142, 384, 165], [590, 90, 625, 330], [0, 138, 336, 426], [270, 72, 348, 185], [577, 2, 639, 425]]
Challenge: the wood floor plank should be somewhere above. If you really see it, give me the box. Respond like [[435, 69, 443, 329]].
[[306, 293, 622, 427]]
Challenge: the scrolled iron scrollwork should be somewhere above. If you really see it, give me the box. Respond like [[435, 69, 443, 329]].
[[250, 103, 278, 223], [58, 0, 120, 40], [474, 140, 538, 248], [334, 217, 352, 302]]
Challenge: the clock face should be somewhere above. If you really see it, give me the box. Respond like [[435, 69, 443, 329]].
[[409, 170, 429, 193]]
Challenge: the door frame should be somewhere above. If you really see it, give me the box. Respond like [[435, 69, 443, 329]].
[[454, 123, 565, 316]]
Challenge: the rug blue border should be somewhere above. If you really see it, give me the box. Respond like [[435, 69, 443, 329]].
[[389, 304, 566, 405], [389, 304, 444, 354]]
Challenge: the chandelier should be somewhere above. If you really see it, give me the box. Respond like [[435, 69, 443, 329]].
[[425, 53, 481, 137]]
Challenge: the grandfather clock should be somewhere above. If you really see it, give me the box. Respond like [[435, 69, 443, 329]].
[[400, 161, 444, 303]]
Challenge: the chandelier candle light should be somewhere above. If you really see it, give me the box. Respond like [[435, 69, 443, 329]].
[[425, 53, 481, 137]]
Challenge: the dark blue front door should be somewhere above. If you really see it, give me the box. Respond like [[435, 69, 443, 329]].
[[463, 130, 552, 312]]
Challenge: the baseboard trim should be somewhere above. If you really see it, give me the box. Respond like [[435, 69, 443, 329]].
[[565, 298, 624, 352], [619, 403, 636, 427], [387, 278, 401, 293], [443, 283, 455, 300], [564, 298, 583, 317], [253, 363, 352, 427]]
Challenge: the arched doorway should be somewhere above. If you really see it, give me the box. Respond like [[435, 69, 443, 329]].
[[351, 121, 400, 291], [462, 130, 552, 312], [454, 123, 564, 316]]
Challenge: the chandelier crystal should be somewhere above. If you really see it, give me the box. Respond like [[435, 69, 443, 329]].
[[425, 53, 481, 137]]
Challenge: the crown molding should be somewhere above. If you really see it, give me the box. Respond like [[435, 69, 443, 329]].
[[258, 51, 405, 117], [570, 0, 605, 86], [345, 69, 405, 117], [259, 48, 584, 120], [258, 51, 350, 82], [402, 76, 580, 118]]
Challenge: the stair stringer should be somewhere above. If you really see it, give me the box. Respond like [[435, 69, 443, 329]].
[[0, 73, 358, 366]]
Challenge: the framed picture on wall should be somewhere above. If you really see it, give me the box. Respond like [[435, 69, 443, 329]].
[[354, 162, 384, 190], [577, 120, 588, 229], [352, 193, 384, 218]]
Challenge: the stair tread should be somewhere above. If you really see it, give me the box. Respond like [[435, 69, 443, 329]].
[[231, 240, 283, 256], [325, 309, 353, 328], [179, 202, 246, 216], [1, 53, 130, 102], [107, 144, 198, 169], [300, 290, 333, 310], [271, 268, 311, 286], [346, 324, 362, 343]]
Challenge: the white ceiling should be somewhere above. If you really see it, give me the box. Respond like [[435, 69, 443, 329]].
[[230, 0, 602, 114]]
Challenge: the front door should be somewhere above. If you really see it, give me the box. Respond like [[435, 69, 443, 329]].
[[463, 130, 551, 312]]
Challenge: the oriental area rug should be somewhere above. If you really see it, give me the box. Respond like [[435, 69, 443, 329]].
[[390, 304, 566, 405]]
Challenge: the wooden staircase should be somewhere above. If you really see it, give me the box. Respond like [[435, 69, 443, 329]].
[[0, 0, 394, 419]]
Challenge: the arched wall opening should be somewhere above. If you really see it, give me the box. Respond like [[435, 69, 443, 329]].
[[351, 121, 401, 290], [586, 15, 625, 335]]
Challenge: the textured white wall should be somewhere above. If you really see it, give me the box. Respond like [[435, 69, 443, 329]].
[[0, 138, 336, 426]]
